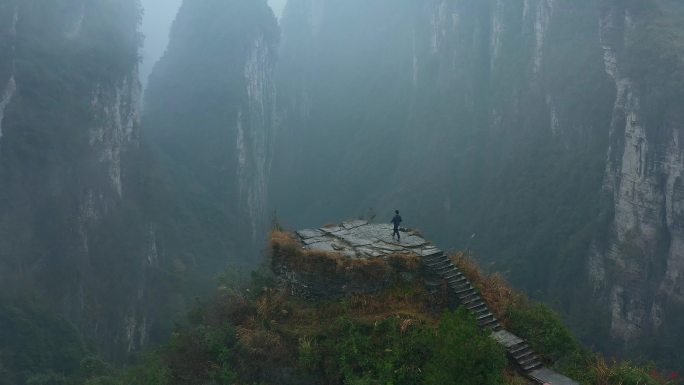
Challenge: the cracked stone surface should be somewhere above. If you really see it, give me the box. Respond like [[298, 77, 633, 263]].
[[296, 220, 440, 259]]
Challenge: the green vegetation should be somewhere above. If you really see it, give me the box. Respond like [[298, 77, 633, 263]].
[[113, 265, 520, 385], [107, 245, 676, 385], [423, 310, 507, 385], [0, 300, 125, 385]]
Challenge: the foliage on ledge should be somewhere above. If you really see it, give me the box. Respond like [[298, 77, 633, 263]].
[[104, 236, 679, 385]]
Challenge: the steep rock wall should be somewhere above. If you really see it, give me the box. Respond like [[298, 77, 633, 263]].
[[143, 0, 279, 268], [0, 0, 163, 360], [272, 0, 684, 367], [588, 0, 684, 363]]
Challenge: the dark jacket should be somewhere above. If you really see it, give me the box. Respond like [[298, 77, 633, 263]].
[[391, 215, 402, 229]]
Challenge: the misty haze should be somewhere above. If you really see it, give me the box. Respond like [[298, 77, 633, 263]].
[[0, 0, 683, 384]]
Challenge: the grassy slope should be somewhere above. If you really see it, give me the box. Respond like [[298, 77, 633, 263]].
[[108, 232, 678, 385]]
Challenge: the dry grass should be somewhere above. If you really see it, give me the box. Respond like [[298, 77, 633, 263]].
[[271, 231, 351, 274], [208, 291, 256, 326], [270, 231, 421, 284], [387, 253, 422, 271], [235, 325, 289, 369], [267, 231, 439, 339], [343, 282, 434, 321], [450, 252, 524, 325], [265, 281, 439, 341], [589, 356, 679, 385], [255, 287, 289, 321]]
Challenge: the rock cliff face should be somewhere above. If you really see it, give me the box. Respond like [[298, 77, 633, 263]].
[[2, 0, 682, 371], [240, 32, 278, 241], [588, 1, 684, 362], [143, 0, 278, 265], [0, 0, 160, 360], [272, 0, 684, 366], [0, 0, 280, 364]]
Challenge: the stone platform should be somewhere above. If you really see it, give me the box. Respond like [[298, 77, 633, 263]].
[[296, 220, 441, 259], [529, 368, 580, 385]]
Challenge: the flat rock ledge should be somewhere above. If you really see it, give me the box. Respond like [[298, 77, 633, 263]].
[[296, 220, 440, 259]]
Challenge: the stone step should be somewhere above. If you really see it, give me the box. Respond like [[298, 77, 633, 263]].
[[437, 268, 457, 277], [443, 271, 463, 280], [463, 298, 487, 310], [434, 264, 456, 273], [514, 350, 534, 361], [468, 306, 488, 315], [518, 354, 540, 367], [447, 276, 468, 285], [479, 318, 500, 330], [455, 286, 475, 295], [433, 261, 454, 270], [422, 249, 444, 258], [425, 254, 447, 263], [476, 312, 494, 321], [456, 288, 477, 297], [528, 368, 580, 385], [430, 263, 453, 274], [522, 360, 543, 372], [510, 343, 530, 355], [425, 259, 451, 269], [449, 280, 471, 290], [473, 307, 490, 316], [461, 293, 481, 305]]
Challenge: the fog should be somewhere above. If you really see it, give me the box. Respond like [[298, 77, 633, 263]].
[[140, 0, 183, 87], [269, 0, 287, 18], [3, 0, 684, 382], [140, 0, 286, 87]]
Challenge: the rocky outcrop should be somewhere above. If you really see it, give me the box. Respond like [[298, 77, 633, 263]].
[[273, 222, 431, 298], [588, 2, 684, 354]]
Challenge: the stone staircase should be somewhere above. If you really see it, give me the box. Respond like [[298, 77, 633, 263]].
[[423, 252, 577, 384], [424, 252, 504, 332]]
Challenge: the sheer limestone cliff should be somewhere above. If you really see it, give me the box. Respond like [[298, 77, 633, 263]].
[[272, 0, 684, 367], [0, 0, 158, 360], [0, 0, 280, 364], [144, 0, 278, 264], [588, 1, 684, 361]]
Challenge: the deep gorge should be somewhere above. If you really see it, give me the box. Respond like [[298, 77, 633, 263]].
[[0, 0, 683, 381]]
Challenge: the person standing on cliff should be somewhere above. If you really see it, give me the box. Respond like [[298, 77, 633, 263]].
[[391, 210, 402, 242]]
